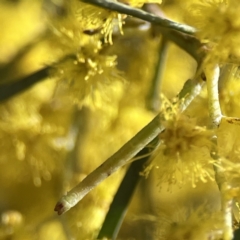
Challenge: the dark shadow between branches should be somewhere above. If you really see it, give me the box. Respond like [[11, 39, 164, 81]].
[[0, 67, 50, 102], [97, 137, 159, 240]]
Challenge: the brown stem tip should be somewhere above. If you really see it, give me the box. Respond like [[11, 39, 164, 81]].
[[54, 202, 65, 215]]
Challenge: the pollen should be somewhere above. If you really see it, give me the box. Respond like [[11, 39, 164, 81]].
[[152, 114, 215, 187]]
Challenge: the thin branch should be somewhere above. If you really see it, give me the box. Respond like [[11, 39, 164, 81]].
[[121, 8, 204, 63], [218, 64, 235, 91], [81, 0, 196, 35], [211, 138, 233, 240], [219, 64, 240, 125], [146, 37, 168, 112], [205, 64, 233, 240], [0, 29, 47, 83], [0, 66, 50, 102], [0, 54, 73, 102], [0, 4, 202, 103], [54, 77, 203, 215], [205, 64, 222, 127], [63, 107, 90, 188], [145, 4, 205, 63], [99, 35, 167, 238], [55, 112, 163, 215], [97, 137, 159, 239]]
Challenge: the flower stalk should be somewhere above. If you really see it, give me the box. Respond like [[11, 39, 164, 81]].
[[81, 0, 196, 35], [54, 77, 203, 215]]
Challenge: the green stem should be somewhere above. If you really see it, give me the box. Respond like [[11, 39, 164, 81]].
[[146, 37, 168, 112], [206, 64, 233, 240], [205, 64, 222, 127], [0, 67, 50, 102], [97, 138, 159, 239], [145, 4, 204, 63], [99, 35, 168, 239], [54, 77, 203, 215], [81, 0, 196, 35]]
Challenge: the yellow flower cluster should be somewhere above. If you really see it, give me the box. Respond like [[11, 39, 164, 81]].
[[157, 205, 223, 240], [46, 1, 124, 106], [52, 42, 122, 106], [184, 0, 240, 62], [153, 114, 214, 187], [0, 82, 69, 186]]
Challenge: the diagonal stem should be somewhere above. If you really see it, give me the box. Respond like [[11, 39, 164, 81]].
[[54, 77, 203, 215], [145, 4, 205, 63], [81, 0, 196, 35], [0, 67, 50, 102], [99, 35, 168, 238], [97, 138, 159, 239]]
